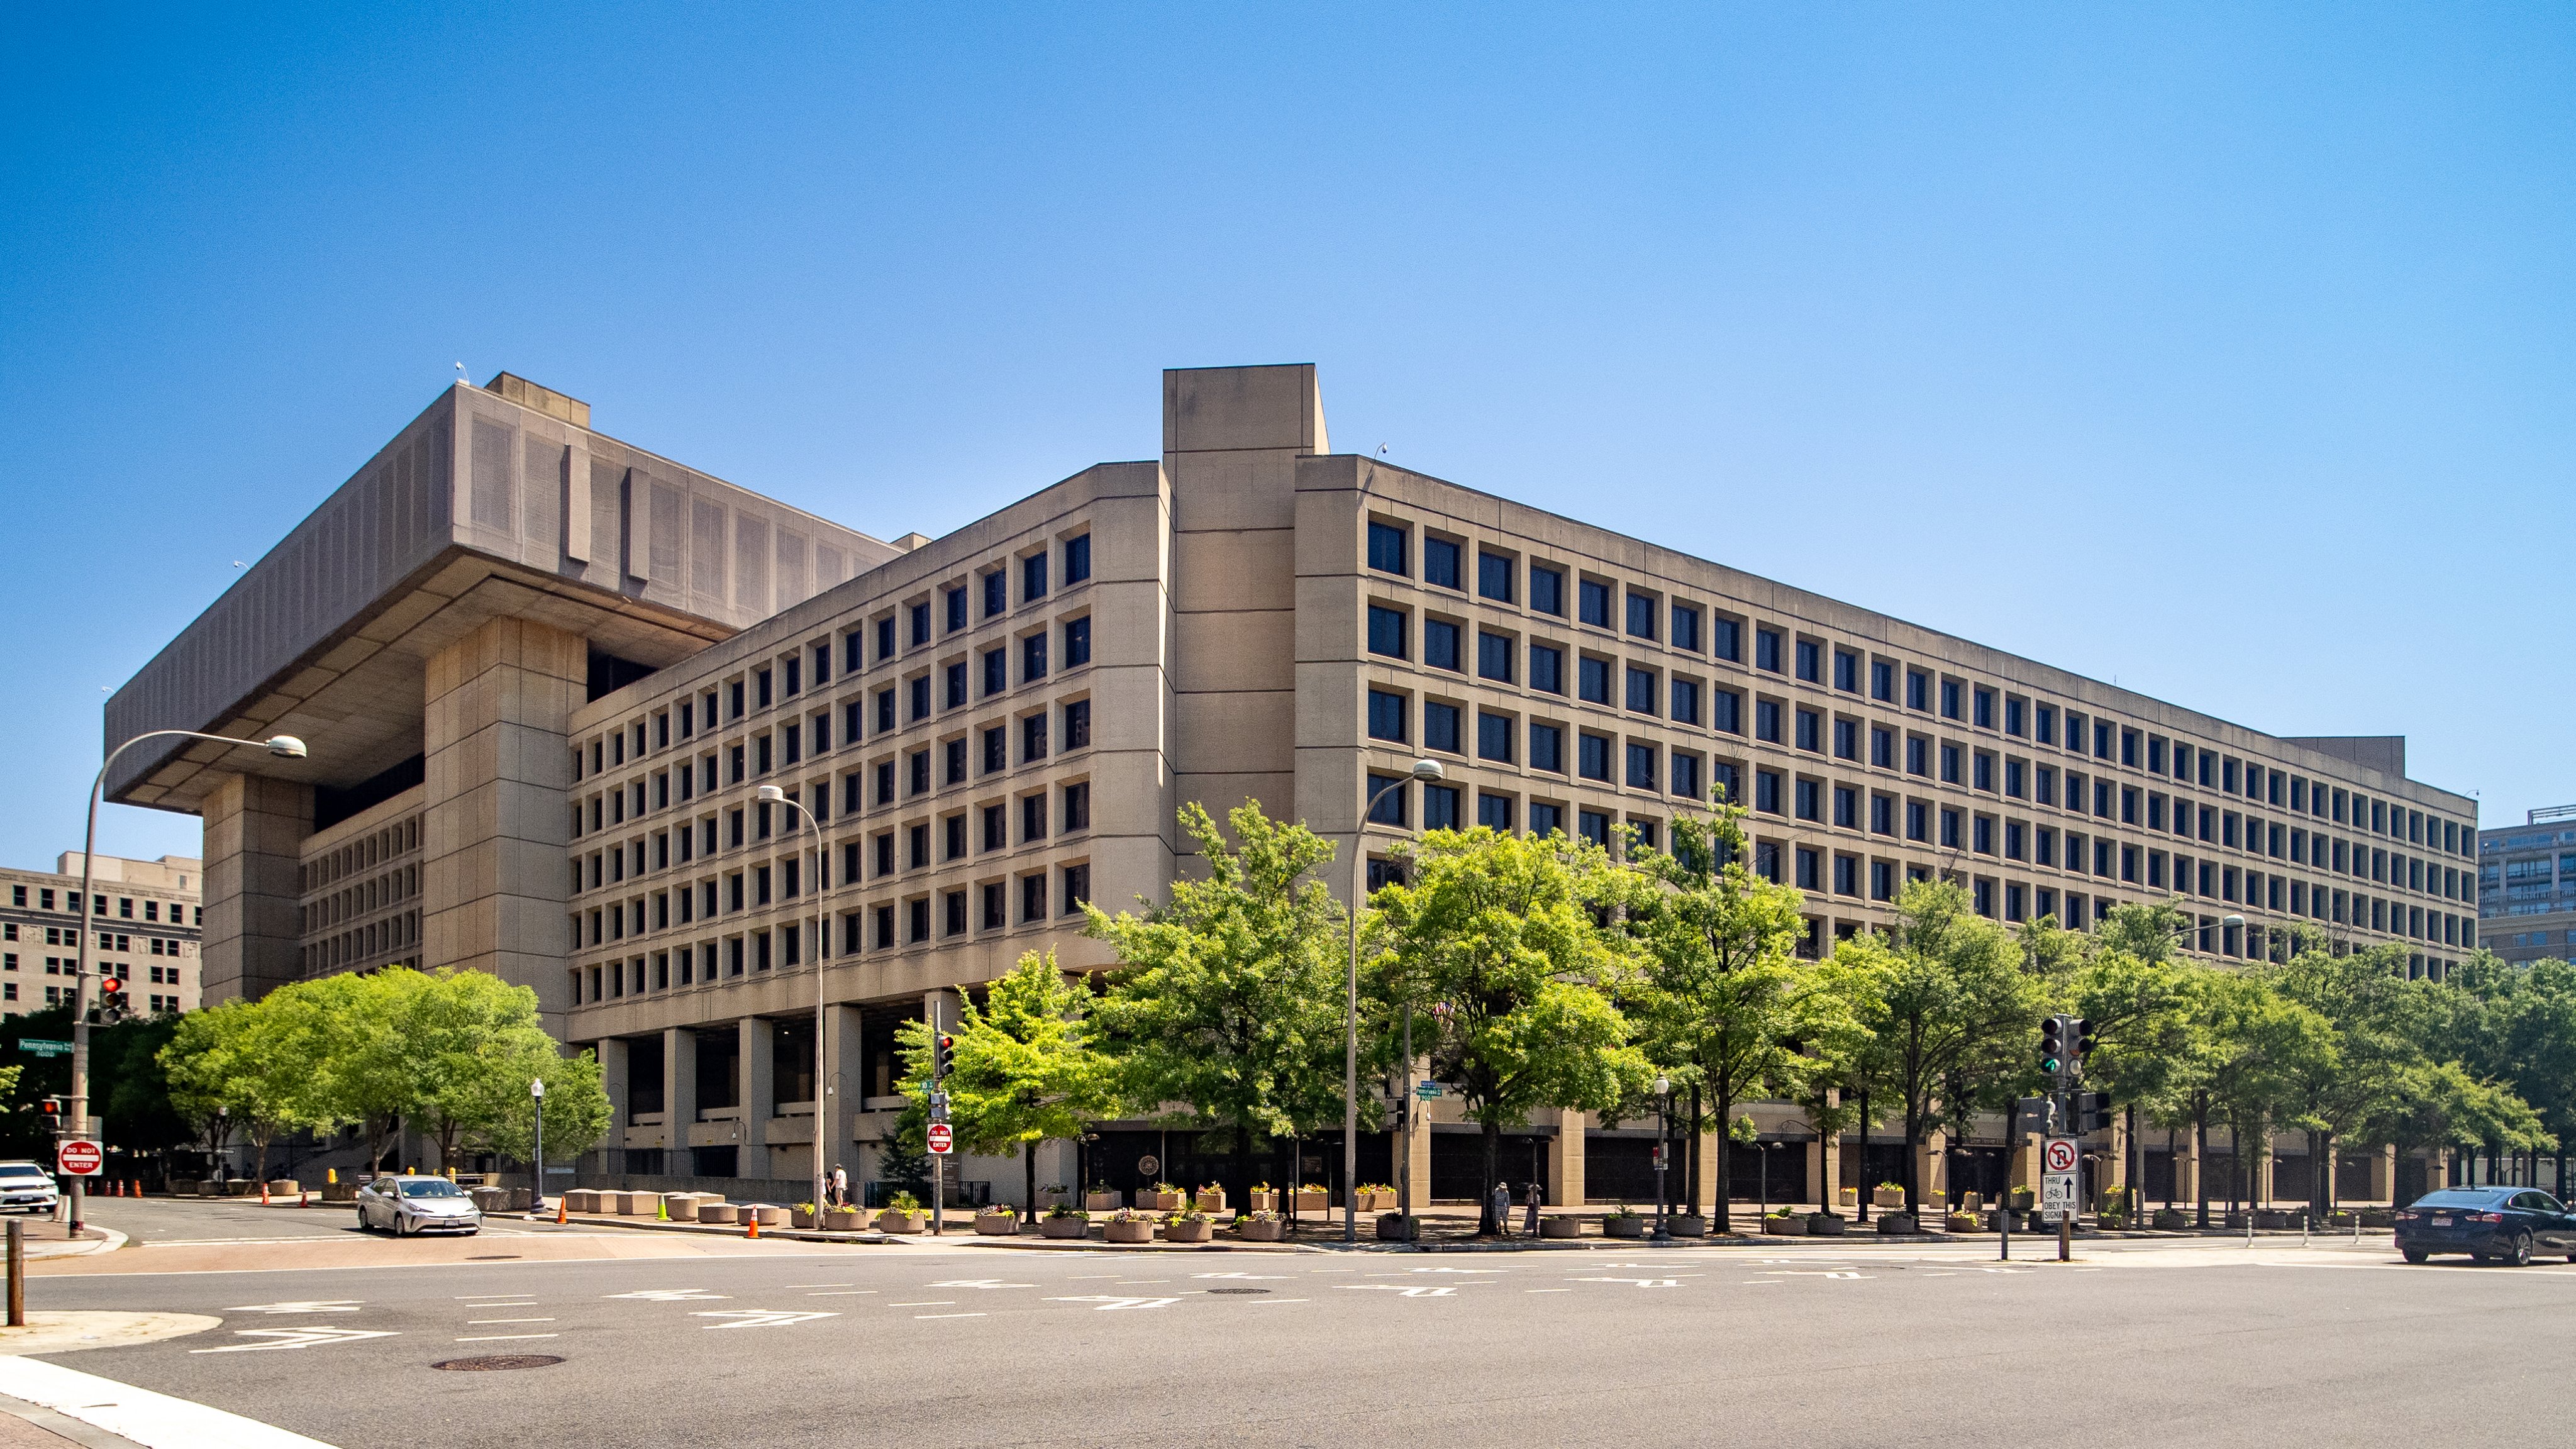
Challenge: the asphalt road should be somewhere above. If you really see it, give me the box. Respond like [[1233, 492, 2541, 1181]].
[[18, 1206, 2576, 1449]]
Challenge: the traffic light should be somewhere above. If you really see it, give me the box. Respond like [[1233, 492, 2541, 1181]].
[[2038, 1016, 2068, 1078], [931, 1033, 955, 1081], [2074, 1091, 2113, 1135]]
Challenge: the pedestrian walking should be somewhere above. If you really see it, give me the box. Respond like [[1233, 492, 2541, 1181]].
[[1492, 1179, 1513, 1237], [1524, 1181, 1541, 1236]]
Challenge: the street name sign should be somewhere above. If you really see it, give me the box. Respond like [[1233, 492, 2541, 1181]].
[[926, 1123, 953, 1155], [57, 1140, 102, 1176]]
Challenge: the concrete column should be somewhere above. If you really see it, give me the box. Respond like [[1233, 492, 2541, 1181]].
[[821, 1002, 863, 1189], [421, 616, 584, 1031], [199, 773, 311, 1004], [1547, 1109, 1586, 1207], [597, 1038, 630, 1171], [740, 1016, 775, 1182], [665, 1026, 698, 1175]]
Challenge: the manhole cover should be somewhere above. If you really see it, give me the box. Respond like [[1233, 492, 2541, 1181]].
[[433, 1355, 564, 1372], [1204, 1288, 1269, 1295], [466, 1255, 521, 1261]]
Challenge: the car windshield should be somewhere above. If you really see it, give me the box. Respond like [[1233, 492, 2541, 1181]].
[[2410, 1190, 2512, 1209], [398, 1179, 465, 1199]]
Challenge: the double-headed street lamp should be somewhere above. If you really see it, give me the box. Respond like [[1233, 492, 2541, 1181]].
[[70, 730, 306, 1234], [757, 784, 830, 1221], [1346, 758, 1444, 1245]]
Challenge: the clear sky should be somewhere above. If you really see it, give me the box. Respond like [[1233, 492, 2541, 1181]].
[[3, 5, 2568, 872]]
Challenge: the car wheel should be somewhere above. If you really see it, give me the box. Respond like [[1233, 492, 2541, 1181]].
[[2402, 1247, 2428, 1263], [2509, 1233, 2533, 1266]]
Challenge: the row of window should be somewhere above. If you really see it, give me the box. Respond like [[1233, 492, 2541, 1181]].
[[569, 865, 1094, 1006], [2, 886, 198, 924]]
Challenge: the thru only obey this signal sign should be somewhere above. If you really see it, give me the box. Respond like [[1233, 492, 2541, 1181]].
[[926, 1123, 953, 1156]]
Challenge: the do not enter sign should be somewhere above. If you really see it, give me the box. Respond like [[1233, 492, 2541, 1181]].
[[57, 1140, 102, 1176], [926, 1123, 953, 1156]]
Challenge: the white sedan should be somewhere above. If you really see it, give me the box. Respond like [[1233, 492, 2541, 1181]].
[[354, 1176, 483, 1236]]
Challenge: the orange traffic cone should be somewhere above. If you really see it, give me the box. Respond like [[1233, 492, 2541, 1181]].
[[745, 1214, 760, 1240]]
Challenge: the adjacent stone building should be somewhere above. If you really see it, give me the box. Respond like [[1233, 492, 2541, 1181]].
[[108, 364, 2478, 1204]]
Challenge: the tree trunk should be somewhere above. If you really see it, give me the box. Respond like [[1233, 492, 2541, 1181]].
[[1479, 1116, 1502, 1235]]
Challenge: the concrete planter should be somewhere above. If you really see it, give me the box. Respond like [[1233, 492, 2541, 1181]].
[[1104, 1218, 1155, 1245], [824, 1208, 868, 1231], [974, 1212, 1019, 1236], [1806, 1213, 1847, 1236], [1375, 1214, 1418, 1242], [1875, 1211, 1919, 1235], [1667, 1214, 1708, 1238], [1236, 1218, 1286, 1242], [875, 1210, 923, 1235], [1761, 1214, 1807, 1236], [697, 1202, 740, 1224], [1040, 1216, 1091, 1239], [1085, 1191, 1123, 1212], [1162, 1218, 1213, 1243], [1538, 1215, 1582, 1239], [1602, 1216, 1647, 1238]]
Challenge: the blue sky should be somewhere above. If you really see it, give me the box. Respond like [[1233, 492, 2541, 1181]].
[[3, 4, 2568, 871]]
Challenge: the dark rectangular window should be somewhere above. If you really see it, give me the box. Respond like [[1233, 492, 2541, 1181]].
[[1367, 606, 1407, 659], [1478, 552, 1514, 602], [1530, 722, 1563, 774], [1530, 644, 1564, 695], [1423, 536, 1462, 589], [1425, 619, 1462, 672], [1424, 701, 1462, 754], [1579, 579, 1613, 628], [1368, 521, 1408, 574], [1368, 690, 1408, 743], [1478, 631, 1514, 682], [1530, 565, 1564, 616]]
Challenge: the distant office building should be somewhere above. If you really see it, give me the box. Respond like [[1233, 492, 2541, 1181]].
[[2478, 806, 2576, 964], [106, 365, 2477, 1199], [0, 854, 204, 1016]]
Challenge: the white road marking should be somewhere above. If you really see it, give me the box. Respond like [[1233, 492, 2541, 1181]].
[[0, 1355, 343, 1448], [605, 1289, 728, 1301], [1045, 1295, 1179, 1311], [225, 1301, 364, 1314], [191, 1326, 401, 1354], [691, 1310, 840, 1330]]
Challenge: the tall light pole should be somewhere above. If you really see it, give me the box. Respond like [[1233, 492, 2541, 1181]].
[[1346, 758, 1443, 1244], [70, 730, 306, 1235], [757, 785, 828, 1220]]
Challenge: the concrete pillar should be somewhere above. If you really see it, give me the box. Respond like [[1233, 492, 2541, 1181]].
[[1547, 1109, 1586, 1207], [199, 773, 311, 1004], [740, 1016, 775, 1182], [597, 1037, 630, 1174], [665, 1026, 698, 1175], [821, 1002, 863, 1189], [421, 616, 584, 1032]]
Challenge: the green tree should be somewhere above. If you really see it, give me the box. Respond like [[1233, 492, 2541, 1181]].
[[1372, 826, 1650, 1233], [1085, 801, 1352, 1202], [896, 950, 1121, 1213], [1625, 796, 1826, 1228], [1833, 877, 2043, 1214]]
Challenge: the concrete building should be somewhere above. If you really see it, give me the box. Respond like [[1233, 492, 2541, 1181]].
[[2478, 806, 2576, 964], [109, 364, 2479, 1206], [0, 854, 204, 1017]]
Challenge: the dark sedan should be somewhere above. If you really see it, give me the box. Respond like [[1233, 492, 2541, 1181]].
[[2392, 1187, 2576, 1265]]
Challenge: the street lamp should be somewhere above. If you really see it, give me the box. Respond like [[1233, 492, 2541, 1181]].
[[757, 784, 830, 1222], [70, 729, 305, 1235], [1652, 1075, 1673, 1243], [528, 1076, 546, 1214], [1346, 758, 1443, 1245]]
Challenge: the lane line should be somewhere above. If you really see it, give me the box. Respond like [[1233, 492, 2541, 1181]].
[[0, 1355, 341, 1448]]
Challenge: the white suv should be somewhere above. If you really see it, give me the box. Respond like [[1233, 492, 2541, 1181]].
[[0, 1162, 59, 1215]]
